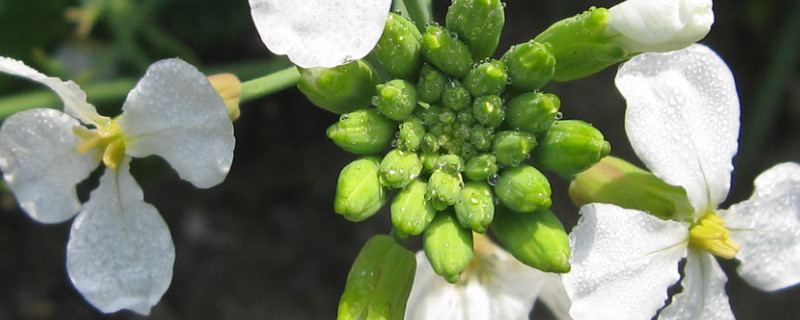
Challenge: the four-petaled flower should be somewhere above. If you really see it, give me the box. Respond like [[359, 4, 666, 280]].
[[562, 44, 800, 319], [248, 0, 392, 68], [0, 57, 235, 314], [406, 233, 571, 320]]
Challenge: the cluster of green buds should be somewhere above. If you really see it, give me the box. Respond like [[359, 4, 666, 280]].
[[299, 0, 611, 281]]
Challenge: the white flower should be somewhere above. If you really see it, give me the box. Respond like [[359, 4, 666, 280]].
[[562, 44, 800, 319], [248, 0, 392, 68], [0, 57, 235, 314], [607, 0, 714, 52], [406, 233, 572, 320]]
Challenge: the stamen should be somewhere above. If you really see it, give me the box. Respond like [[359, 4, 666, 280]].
[[689, 212, 740, 259]]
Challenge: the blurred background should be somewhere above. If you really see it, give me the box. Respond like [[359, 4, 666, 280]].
[[0, 0, 798, 319]]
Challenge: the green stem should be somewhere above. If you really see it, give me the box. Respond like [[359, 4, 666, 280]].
[[402, 0, 433, 31], [240, 66, 300, 103]]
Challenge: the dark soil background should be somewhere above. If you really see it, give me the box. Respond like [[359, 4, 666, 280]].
[[1, 0, 798, 319]]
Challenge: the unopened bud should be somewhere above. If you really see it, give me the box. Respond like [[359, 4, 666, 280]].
[[417, 65, 448, 103], [436, 154, 464, 174], [423, 210, 474, 283], [397, 118, 425, 152], [454, 181, 494, 233], [500, 40, 556, 91], [491, 205, 571, 273], [506, 92, 560, 136], [445, 0, 505, 60], [374, 79, 418, 121], [530, 119, 611, 178], [442, 80, 472, 111], [326, 109, 396, 155], [492, 130, 537, 167], [297, 60, 380, 114], [374, 13, 424, 80], [427, 170, 463, 210], [421, 24, 473, 79], [472, 95, 504, 128], [207, 73, 241, 121], [391, 179, 437, 237], [464, 154, 498, 181], [379, 149, 422, 188], [494, 164, 551, 213], [334, 157, 387, 221], [463, 60, 508, 97]]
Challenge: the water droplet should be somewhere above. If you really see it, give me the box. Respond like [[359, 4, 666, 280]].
[[554, 112, 563, 120], [487, 173, 500, 186]]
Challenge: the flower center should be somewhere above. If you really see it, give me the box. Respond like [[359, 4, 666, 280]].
[[688, 212, 740, 259], [72, 118, 126, 170]]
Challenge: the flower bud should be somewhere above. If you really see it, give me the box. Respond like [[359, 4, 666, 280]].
[[569, 156, 694, 220], [506, 92, 561, 136], [530, 119, 611, 178], [442, 80, 472, 111], [491, 205, 571, 273], [427, 170, 463, 210], [374, 79, 418, 121], [492, 130, 537, 167], [206, 73, 242, 121], [417, 65, 448, 103], [468, 124, 493, 151], [445, 0, 505, 60], [421, 24, 474, 79], [391, 179, 437, 237], [374, 13, 424, 80], [436, 154, 464, 175], [326, 109, 396, 155], [464, 154, 498, 181], [334, 157, 387, 221], [420, 151, 440, 174], [423, 210, 474, 283], [297, 60, 381, 114], [463, 60, 508, 97], [421, 133, 440, 154], [494, 164, 551, 213], [500, 40, 556, 91], [338, 235, 416, 320], [397, 118, 425, 151], [379, 149, 423, 188], [454, 181, 494, 233], [472, 95, 504, 128]]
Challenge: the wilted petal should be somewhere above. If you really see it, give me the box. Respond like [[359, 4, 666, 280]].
[[119, 58, 235, 189], [0, 109, 98, 223], [248, 0, 391, 68], [659, 249, 734, 320], [0, 56, 107, 125], [67, 160, 175, 315], [722, 162, 800, 291], [564, 203, 688, 320], [608, 0, 713, 52], [617, 44, 739, 214]]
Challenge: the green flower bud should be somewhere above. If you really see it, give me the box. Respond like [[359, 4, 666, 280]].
[[423, 210, 474, 283], [534, 8, 631, 81], [391, 179, 437, 237], [442, 80, 472, 111], [530, 119, 611, 178], [569, 156, 693, 220], [416, 103, 444, 126], [379, 149, 423, 188], [420, 151, 440, 174], [472, 95, 504, 128], [464, 154, 498, 181], [421, 24, 473, 79], [454, 181, 494, 233], [326, 109, 396, 155], [338, 235, 416, 320], [427, 170, 463, 210], [494, 164, 551, 213], [506, 92, 561, 136], [334, 157, 388, 221], [469, 124, 493, 151], [397, 118, 425, 151], [492, 130, 537, 167], [463, 60, 508, 97], [374, 13, 424, 80], [421, 133, 440, 154], [500, 40, 556, 91], [374, 79, 418, 121], [417, 65, 448, 104], [436, 154, 464, 175], [445, 0, 505, 60], [491, 205, 570, 273], [297, 60, 380, 114]]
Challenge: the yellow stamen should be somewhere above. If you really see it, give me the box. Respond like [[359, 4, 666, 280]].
[[71, 120, 127, 170], [689, 212, 740, 259]]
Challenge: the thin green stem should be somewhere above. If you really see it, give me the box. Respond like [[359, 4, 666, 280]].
[[240, 66, 300, 103], [402, 0, 433, 31]]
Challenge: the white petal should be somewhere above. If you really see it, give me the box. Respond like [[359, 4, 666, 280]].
[[537, 274, 572, 320], [721, 162, 800, 291], [0, 109, 99, 223], [66, 160, 175, 315], [0, 56, 107, 125], [118, 58, 235, 189], [563, 203, 688, 320], [659, 249, 734, 320], [608, 0, 713, 52], [617, 44, 739, 214], [248, 0, 391, 68]]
